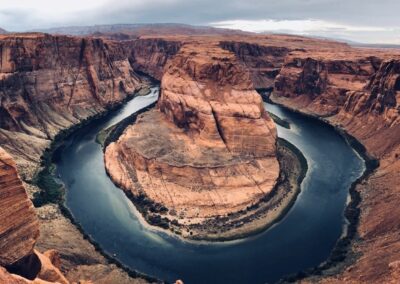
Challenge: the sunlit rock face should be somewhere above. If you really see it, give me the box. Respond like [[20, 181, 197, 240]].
[[105, 39, 279, 234], [158, 41, 277, 157], [0, 147, 69, 283]]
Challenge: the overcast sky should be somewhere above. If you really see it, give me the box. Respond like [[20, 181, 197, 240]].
[[0, 0, 399, 44]]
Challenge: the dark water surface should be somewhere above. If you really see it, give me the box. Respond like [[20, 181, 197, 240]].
[[55, 88, 365, 284]]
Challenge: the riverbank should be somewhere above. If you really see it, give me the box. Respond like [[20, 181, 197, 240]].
[[29, 88, 160, 283], [185, 138, 307, 241], [266, 94, 379, 282], [48, 88, 367, 283]]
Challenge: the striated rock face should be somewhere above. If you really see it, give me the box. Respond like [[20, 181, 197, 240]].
[[0, 147, 70, 283], [0, 33, 145, 175], [105, 40, 279, 238], [159, 41, 277, 157], [344, 59, 400, 119], [220, 41, 289, 89], [124, 38, 182, 80], [0, 147, 39, 267], [274, 52, 381, 116], [272, 49, 400, 283]]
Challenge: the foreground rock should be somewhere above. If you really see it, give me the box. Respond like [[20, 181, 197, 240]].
[[0, 148, 39, 267], [105, 40, 284, 239], [0, 147, 68, 283]]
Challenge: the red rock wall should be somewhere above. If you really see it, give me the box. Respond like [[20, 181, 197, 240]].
[[124, 38, 182, 80], [0, 34, 146, 172], [159, 41, 277, 158], [220, 41, 289, 89], [272, 53, 400, 283], [0, 147, 39, 267], [274, 54, 381, 116]]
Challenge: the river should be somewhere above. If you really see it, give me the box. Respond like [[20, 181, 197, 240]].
[[54, 87, 365, 283]]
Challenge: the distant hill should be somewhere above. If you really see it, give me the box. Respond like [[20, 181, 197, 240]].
[[298, 34, 400, 49], [0, 28, 7, 34], [32, 23, 250, 38]]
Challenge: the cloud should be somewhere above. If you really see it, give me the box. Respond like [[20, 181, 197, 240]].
[[211, 19, 400, 44], [211, 19, 390, 34], [0, 0, 399, 43]]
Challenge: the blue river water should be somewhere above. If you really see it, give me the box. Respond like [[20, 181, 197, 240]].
[[54, 88, 365, 283]]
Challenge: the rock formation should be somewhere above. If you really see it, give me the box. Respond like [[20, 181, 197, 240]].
[[124, 37, 182, 80], [0, 28, 399, 282], [105, 39, 280, 238], [0, 33, 153, 283], [0, 147, 69, 283], [274, 53, 382, 115], [0, 147, 39, 267], [220, 40, 289, 89], [0, 33, 146, 177]]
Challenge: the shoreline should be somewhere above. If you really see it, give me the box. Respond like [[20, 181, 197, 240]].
[[31, 89, 161, 283], [104, 136, 308, 243], [32, 89, 373, 282], [266, 94, 379, 282], [102, 99, 308, 242], [189, 138, 308, 242]]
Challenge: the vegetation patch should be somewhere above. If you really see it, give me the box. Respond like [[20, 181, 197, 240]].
[[267, 111, 290, 129], [95, 124, 117, 147]]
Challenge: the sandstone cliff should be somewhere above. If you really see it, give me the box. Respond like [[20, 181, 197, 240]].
[[220, 40, 289, 89], [105, 39, 280, 238], [1, 30, 400, 282], [124, 37, 182, 80], [271, 51, 400, 283], [0, 33, 145, 178], [0, 147, 68, 283], [0, 33, 152, 283], [0, 147, 39, 267]]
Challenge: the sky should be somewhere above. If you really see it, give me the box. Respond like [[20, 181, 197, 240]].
[[0, 0, 399, 44]]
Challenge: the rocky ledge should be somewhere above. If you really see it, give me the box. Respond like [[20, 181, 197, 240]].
[[104, 39, 306, 239], [0, 147, 69, 283]]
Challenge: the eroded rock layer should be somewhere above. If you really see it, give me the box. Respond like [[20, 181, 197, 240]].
[[0, 32, 153, 283], [0, 33, 145, 177], [1, 29, 400, 282], [0, 147, 70, 283], [105, 40, 280, 237], [272, 53, 400, 283], [0, 147, 39, 267], [124, 37, 182, 80]]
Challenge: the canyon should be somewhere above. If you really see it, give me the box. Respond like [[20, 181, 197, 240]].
[[0, 25, 399, 283], [0, 33, 153, 283], [105, 39, 298, 239], [272, 53, 400, 283]]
